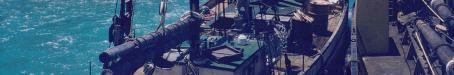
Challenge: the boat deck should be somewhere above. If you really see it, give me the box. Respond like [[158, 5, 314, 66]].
[[272, 1, 345, 74], [133, 0, 346, 74]]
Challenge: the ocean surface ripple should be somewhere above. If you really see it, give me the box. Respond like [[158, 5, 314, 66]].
[[0, 0, 202, 74]]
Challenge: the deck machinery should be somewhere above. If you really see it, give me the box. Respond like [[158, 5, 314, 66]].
[[397, 0, 454, 74], [347, 0, 454, 75], [99, 0, 350, 75]]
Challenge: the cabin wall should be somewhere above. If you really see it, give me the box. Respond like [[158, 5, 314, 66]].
[[152, 64, 185, 75], [355, 0, 389, 55], [198, 67, 234, 75], [234, 49, 267, 75]]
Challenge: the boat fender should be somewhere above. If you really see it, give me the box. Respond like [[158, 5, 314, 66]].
[[447, 58, 454, 75]]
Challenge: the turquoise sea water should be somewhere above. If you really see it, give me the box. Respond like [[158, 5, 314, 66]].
[[0, 0, 205, 74]]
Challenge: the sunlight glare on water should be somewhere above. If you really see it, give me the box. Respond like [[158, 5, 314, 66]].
[[0, 0, 207, 74]]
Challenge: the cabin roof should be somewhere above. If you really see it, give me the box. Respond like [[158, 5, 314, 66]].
[[198, 39, 260, 71]]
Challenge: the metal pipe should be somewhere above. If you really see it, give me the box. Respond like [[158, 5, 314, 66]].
[[415, 20, 454, 66], [99, 12, 203, 63], [414, 31, 437, 75], [422, 0, 444, 22], [447, 58, 454, 75], [429, 0, 454, 32]]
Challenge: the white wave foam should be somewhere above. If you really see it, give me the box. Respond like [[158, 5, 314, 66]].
[[44, 42, 59, 49], [62, 64, 71, 70], [21, 70, 26, 74], [93, 0, 116, 4], [0, 37, 9, 43], [36, 33, 51, 35], [19, 28, 35, 32], [30, 0, 50, 2], [49, 18, 66, 24], [56, 35, 74, 44], [43, 15, 57, 19], [18, 24, 36, 32]]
